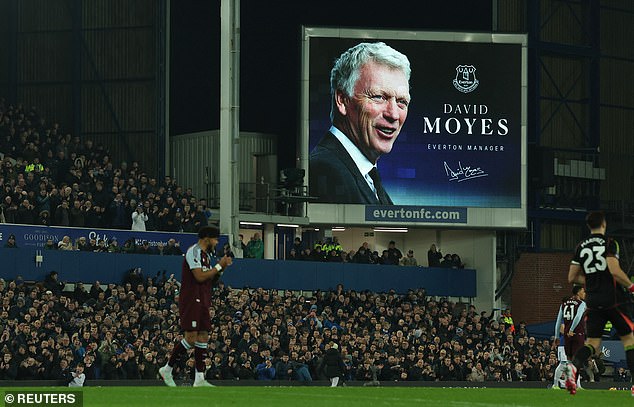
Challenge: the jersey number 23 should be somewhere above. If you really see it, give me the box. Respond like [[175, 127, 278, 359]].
[[580, 246, 607, 274]]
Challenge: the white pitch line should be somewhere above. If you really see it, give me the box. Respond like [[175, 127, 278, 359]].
[[272, 391, 535, 407]]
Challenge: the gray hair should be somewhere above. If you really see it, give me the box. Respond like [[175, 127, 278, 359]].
[[330, 42, 411, 121]]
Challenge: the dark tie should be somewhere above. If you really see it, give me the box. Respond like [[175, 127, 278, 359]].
[[368, 167, 390, 205]]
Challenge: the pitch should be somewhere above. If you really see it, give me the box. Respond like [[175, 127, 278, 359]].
[[3, 386, 632, 407]]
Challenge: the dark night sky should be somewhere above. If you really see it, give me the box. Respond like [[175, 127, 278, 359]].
[[170, 1, 493, 170]]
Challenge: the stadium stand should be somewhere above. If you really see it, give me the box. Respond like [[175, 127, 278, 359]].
[[0, 99, 557, 385], [0, 100, 210, 235], [0, 272, 559, 384]]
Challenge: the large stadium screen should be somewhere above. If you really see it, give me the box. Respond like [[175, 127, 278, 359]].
[[302, 28, 527, 228]]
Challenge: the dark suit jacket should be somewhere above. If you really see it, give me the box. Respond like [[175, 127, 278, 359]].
[[309, 132, 392, 204]]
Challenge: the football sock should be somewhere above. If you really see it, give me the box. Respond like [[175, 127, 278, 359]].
[[571, 344, 594, 372], [168, 338, 192, 367], [194, 341, 208, 374], [553, 362, 566, 387], [195, 371, 205, 383]]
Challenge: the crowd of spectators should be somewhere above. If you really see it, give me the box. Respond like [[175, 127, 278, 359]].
[[0, 100, 212, 234], [1, 99, 474, 269], [0, 268, 585, 385], [0, 101, 608, 385], [287, 238, 465, 268]]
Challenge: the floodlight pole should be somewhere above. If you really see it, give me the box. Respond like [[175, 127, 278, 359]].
[[220, 0, 241, 255]]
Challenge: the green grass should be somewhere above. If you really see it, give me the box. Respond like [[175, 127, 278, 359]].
[[2, 386, 633, 407]]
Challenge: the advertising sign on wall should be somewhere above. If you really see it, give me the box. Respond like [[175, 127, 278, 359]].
[[0, 223, 199, 250]]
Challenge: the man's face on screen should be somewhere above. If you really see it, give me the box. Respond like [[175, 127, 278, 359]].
[[336, 60, 410, 164]]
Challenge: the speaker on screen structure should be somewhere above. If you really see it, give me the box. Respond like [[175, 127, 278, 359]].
[[528, 145, 555, 188]]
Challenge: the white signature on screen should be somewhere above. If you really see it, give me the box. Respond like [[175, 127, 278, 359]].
[[444, 161, 488, 182]]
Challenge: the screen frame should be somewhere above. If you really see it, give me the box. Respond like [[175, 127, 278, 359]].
[[300, 27, 528, 229]]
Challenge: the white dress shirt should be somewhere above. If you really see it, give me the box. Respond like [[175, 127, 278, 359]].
[[330, 126, 379, 199]]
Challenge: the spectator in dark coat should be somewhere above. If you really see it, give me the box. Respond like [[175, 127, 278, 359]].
[[437, 357, 460, 381], [386, 241, 402, 265], [291, 237, 303, 256], [287, 248, 300, 260], [140, 353, 159, 380], [8, 304, 26, 329], [306, 247, 320, 261], [53, 200, 70, 226], [451, 254, 464, 268], [319, 342, 345, 387], [135, 241, 155, 255], [191, 206, 208, 232], [326, 249, 343, 262], [615, 367, 630, 382], [36, 189, 51, 214], [163, 239, 182, 256], [69, 200, 85, 227], [102, 355, 122, 380], [16, 199, 36, 224], [76, 237, 90, 252], [73, 282, 90, 304], [220, 354, 238, 380], [440, 254, 455, 268], [83, 355, 97, 381], [352, 247, 371, 264], [1, 197, 17, 224], [205, 354, 223, 381], [237, 361, 255, 380], [108, 194, 127, 229], [275, 353, 293, 381], [50, 359, 72, 383], [408, 358, 425, 381], [427, 244, 443, 267], [44, 271, 64, 296], [16, 356, 40, 380], [89, 281, 104, 299], [0, 353, 18, 380]]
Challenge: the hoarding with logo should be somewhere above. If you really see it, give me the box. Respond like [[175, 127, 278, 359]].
[[0, 223, 199, 250], [301, 28, 527, 228]]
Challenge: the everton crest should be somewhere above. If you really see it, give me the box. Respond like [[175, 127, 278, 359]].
[[453, 65, 479, 93]]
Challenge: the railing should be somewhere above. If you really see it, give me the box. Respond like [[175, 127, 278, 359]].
[[199, 181, 273, 212], [203, 181, 311, 216]]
